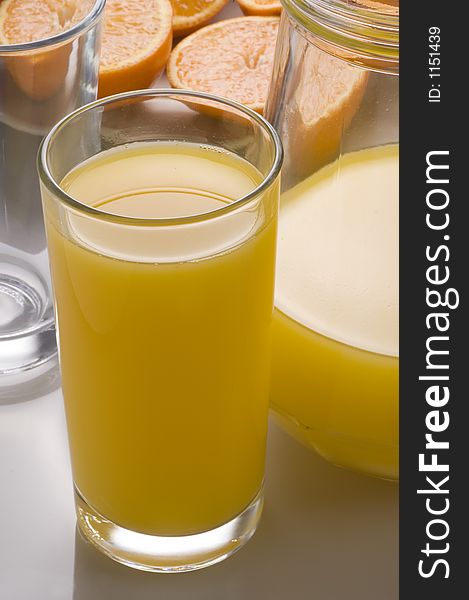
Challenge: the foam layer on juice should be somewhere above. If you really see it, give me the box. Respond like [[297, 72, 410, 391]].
[[61, 142, 259, 217], [276, 145, 399, 357], [60, 142, 264, 263]]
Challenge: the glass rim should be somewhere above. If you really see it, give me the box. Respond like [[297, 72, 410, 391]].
[[284, 0, 399, 29], [0, 0, 106, 54], [281, 0, 399, 66], [38, 89, 284, 227]]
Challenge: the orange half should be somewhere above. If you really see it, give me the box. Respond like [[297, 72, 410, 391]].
[[286, 44, 369, 177], [236, 0, 282, 16], [0, 0, 92, 45], [0, 0, 94, 100], [167, 17, 280, 114], [171, 0, 229, 38], [98, 0, 173, 98]]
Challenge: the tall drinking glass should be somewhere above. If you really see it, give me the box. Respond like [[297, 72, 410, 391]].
[[0, 0, 105, 381], [38, 90, 282, 572]]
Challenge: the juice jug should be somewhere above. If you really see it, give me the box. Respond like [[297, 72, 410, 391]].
[[265, 0, 399, 479]]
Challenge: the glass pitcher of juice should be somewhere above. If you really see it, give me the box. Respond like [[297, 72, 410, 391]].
[[265, 0, 399, 479]]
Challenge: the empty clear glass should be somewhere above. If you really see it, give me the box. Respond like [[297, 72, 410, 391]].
[[0, 0, 105, 382]]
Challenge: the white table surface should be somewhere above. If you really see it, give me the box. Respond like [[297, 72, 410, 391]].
[[0, 361, 398, 600], [0, 4, 397, 598]]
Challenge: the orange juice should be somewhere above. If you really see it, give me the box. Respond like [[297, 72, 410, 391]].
[[45, 142, 277, 535], [271, 146, 398, 479]]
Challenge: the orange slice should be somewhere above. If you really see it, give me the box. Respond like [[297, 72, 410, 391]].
[[98, 0, 173, 98], [0, 0, 93, 45], [358, 0, 399, 11], [167, 17, 280, 114], [0, 0, 94, 100], [236, 0, 282, 16], [171, 0, 229, 38], [279, 44, 368, 180]]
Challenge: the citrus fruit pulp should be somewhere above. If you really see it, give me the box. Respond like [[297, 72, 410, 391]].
[[167, 16, 280, 114], [0, 0, 96, 100], [171, 0, 229, 38], [98, 0, 173, 98], [236, 0, 281, 17]]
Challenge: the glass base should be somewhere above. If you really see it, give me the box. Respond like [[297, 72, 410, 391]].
[[0, 257, 56, 376], [75, 486, 264, 572]]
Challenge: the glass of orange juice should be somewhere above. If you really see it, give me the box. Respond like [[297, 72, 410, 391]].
[[38, 90, 282, 572]]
